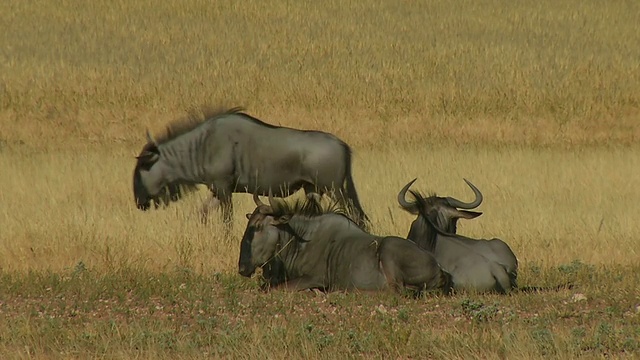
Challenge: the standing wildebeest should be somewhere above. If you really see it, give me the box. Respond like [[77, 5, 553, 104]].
[[132, 106, 369, 229], [238, 194, 452, 296], [397, 178, 518, 294]]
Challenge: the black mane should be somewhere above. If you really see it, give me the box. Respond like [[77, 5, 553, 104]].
[[155, 182, 201, 207], [149, 104, 341, 148], [408, 190, 439, 208], [269, 195, 356, 222], [151, 106, 247, 145]]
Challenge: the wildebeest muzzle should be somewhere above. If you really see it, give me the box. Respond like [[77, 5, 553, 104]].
[[238, 227, 257, 277], [238, 263, 256, 277], [136, 200, 151, 211]]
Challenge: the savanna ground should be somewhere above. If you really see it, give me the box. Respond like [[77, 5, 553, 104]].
[[1, 0, 639, 358]]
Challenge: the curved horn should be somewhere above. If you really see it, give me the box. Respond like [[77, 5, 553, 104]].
[[146, 129, 157, 145], [267, 189, 276, 209], [253, 192, 266, 207], [397, 178, 419, 214], [445, 178, 483, 209]]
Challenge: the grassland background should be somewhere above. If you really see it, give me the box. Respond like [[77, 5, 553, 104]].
[[1, 0, 639, 359]]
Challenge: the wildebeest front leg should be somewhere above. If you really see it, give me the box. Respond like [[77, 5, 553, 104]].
[[259, 260, 287, 291], [200, 191, 221, 224], [217, 191, 233, 227], [200, 187, 233, 229], [270, 276, 324, 292]]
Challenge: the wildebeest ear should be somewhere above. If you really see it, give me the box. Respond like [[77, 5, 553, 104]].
[[270, 215, 291, 225], [136, 145, 160, 165], [146, 129, 158, 145], [456, 210, 482, 219], [245, 213, 252, 220]]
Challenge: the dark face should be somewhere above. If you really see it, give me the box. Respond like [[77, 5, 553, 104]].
[[238, 206, 289, 277], [398, 178, 484, 234], [132, 143, 162, 211], [420, 198, 483, 234], [133, 167, 151, 210]]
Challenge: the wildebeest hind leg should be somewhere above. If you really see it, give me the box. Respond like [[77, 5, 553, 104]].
[[491, 265, 512, 294], [379, 244, 447, 296], [378, 260, 404, 294]]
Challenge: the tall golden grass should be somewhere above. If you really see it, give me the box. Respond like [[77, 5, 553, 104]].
[[1, 0, 639, 358], [2, 144, 639, 273], [1, 0, 639, 149]]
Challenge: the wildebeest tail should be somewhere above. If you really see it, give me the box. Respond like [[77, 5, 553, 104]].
[[341, 143, 370, 228]]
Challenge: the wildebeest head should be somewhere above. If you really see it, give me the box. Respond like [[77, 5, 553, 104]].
[[238, 192, 326, 278], [397, 178, 483, 233], [238, 193, 292, 277], [133, 130, 198, 210]]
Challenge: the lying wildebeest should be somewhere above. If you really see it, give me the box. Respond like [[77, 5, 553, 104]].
[[397, 178, 519, 294], [238, 193, 452, 296], [132, 106, 369, 229]]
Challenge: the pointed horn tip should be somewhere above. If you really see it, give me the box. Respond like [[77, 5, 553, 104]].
[[463, 178, 482, 195], [397, 178, 419, 212], [267, 189, 276, 208], [444, 178, 483, 209], [401, 178, 419, 193], [146, 129, 157, 145], [400, 178, 418, 189], [253, 192, 266, 207], [462, 178, 482, 190]]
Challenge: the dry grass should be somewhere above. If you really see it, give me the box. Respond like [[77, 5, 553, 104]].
[[1, 0, 640, 358], [2, 145, 639, 358], [2, 145, 639, 272], [1, 0, 639, 149]]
